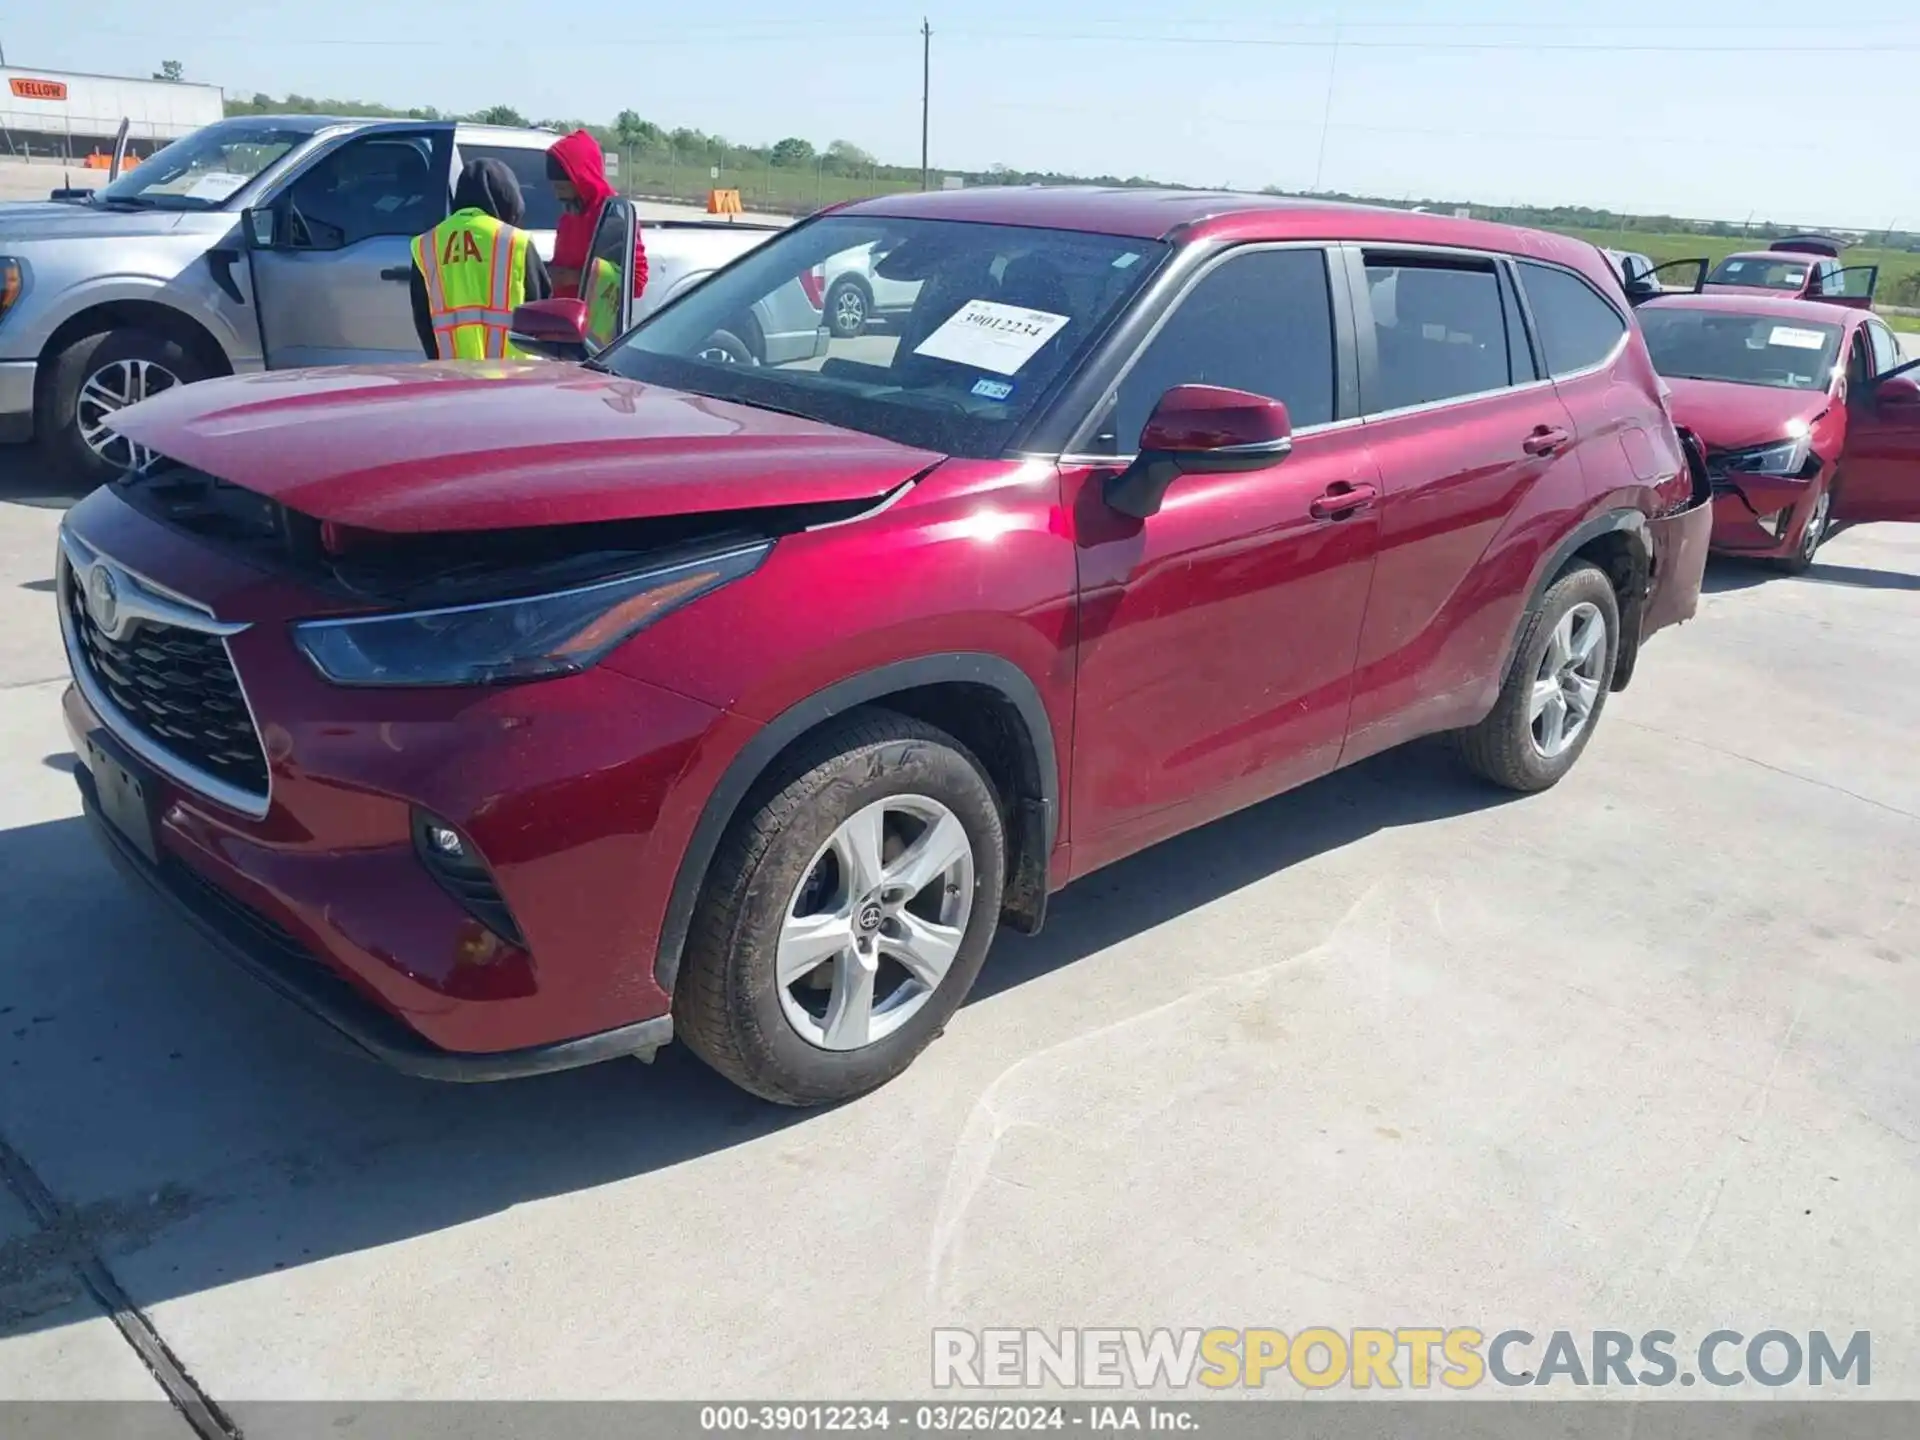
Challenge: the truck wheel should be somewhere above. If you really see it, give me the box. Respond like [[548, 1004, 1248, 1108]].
[[826, 278, 870, 339], [38, 327, 203, 487], [675, 710, 1007, 1106], [696, 329, 757, 366], [1454, 561, 1619, 793]]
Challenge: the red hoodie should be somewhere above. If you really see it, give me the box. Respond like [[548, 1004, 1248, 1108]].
[[547, 129, 648, 300]]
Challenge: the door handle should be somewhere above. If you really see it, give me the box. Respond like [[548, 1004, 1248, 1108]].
[[1309, 481, 1379, 521], [379, 265, 412, 282], [1523, 425, 1572, 456]]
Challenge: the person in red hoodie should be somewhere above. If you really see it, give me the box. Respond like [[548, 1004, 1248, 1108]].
[[544, 130, 648, 301]]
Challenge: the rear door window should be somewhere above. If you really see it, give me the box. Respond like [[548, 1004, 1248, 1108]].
[[1516, 262, 1629, 378], [1362, 258, 1513, 412], [1098, 247, 1337, 454], [459, 143, 562, 232]]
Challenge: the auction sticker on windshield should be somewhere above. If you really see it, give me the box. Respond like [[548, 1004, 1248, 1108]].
[[914, 299, 1071, 376], [1770, 327, 1828, 350]]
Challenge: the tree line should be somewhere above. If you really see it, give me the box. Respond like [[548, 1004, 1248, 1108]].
[[215, 87, 1920, 251]]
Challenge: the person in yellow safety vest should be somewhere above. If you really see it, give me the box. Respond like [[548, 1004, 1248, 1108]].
[[410, 158, 552, 360]]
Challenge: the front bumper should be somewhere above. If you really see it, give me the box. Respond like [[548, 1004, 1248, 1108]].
[[0, 359, 36, 443], [1705, 469, 1822, 559], [75, 757, 673, 1080]]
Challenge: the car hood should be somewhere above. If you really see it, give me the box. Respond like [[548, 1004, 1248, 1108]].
[[0, 200, 192, 241], [1661, 376, 1831, 452], [108, 363, 947, 533]]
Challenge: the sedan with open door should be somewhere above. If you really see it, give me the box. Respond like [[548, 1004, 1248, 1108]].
[[1636, 293, 1920, 571]]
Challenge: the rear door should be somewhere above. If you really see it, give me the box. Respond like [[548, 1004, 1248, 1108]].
[[1063, 244, 1384, 874], [247, 124, 454, 367], [1837, 344, 1920, 524], [1339, 247, 1590, 764]]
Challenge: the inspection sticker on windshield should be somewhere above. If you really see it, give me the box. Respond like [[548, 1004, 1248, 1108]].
[[1770, 326, 1827, 350], [913, 299, 1070, 375], [971, 377, 1014, 400]]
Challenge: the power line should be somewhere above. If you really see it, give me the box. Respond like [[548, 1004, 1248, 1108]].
[[938, 28, 1920, 54]]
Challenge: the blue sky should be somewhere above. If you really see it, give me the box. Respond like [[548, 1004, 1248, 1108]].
[[10, 1, 1920, 228]]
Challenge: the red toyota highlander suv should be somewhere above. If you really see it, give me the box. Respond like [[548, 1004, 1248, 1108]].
[[62, 189, 1712, 1105]]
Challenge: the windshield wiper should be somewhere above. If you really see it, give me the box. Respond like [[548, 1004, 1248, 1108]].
[[90, 194, 161, 210]]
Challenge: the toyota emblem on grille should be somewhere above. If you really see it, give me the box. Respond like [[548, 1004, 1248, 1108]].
[[86, 564, 121, 633]]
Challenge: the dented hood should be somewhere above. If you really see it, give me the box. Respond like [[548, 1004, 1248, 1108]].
[[1661, 377, 1830, 453], [107, 364, 946, 533]]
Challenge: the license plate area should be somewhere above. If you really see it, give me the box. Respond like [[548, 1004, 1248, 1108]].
[[83, 729, 161, 865]]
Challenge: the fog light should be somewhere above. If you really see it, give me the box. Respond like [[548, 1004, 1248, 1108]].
[[428, 825, 464, 857]]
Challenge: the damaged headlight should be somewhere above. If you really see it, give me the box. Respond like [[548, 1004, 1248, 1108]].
[[1718, 436, 1813, 478], [293, 542, 769, 687]]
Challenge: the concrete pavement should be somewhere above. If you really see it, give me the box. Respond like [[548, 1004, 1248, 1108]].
[[0, 444, 1915, 1419]]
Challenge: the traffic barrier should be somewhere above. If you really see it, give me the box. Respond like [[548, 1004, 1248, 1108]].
[[706, 188, 742, 216]]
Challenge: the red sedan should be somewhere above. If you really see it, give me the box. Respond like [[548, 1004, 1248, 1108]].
[[1638, 293, 1920, 571]]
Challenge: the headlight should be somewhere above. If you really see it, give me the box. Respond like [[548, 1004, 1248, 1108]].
[[293, 542, 768, 687], [1719, 436, 1812, 477]]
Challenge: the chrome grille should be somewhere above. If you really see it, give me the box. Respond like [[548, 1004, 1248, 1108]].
[[59, 534, 270, 812]]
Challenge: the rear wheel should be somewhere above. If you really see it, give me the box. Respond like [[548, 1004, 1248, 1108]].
[[1455, 561, 1620, 792], [696, 328, 757, 366], [1774, 483, 1832, 575], [37, 326, 204, 487], [674, 711, 1007, 1106], [826, 279, 870, 339]]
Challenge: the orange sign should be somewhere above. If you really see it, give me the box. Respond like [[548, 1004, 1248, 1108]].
[[706, 188, 742, 216], [9, 77, 69, 101]]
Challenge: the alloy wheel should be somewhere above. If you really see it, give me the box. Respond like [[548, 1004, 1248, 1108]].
[[833, 287, 866, 336], [76, 358, 178, 472], [777, 794, 976, 1052], [1800, 488, 1832, 564], [1529, 601, 1608, 759]]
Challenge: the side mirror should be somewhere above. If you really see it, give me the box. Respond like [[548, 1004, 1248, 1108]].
[[1875, 374, 1920, 409], [1105, 384, 1294, 520], [508, 298, 591, 363], [241, 206, 277, 249]]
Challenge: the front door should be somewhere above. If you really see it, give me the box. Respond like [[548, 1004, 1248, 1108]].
[[247, 126, 454, 367], [1064, 245, 1383, 876], [1838, 356, 1920, 524]]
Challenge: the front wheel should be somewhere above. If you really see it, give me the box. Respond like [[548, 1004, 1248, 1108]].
[[1454, 561, 1620, 792], [1774, 482, 1832, 575], [674, 711, 1007, 1106], [37, 327, 205, 488]]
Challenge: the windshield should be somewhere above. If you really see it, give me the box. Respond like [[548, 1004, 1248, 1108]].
[[601, 216, 1167, 458], [1640, 308, 1842, 391], [1705, 256, 1813, 291], [92, 124, 308, 210]]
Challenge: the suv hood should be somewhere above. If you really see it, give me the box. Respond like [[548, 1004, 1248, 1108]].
[[0, 199, 192, 241], [1661, 376, 1830, 452], [109, 364, 947, 533]]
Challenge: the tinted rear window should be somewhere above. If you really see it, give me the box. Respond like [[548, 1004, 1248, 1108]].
[[461, 143, 560, 231], [1517, 262, 1628, 377]]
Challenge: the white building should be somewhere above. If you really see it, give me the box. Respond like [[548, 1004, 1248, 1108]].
[[1, 65, 224, 161]]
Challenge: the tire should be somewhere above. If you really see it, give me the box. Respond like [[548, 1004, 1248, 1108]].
[[37, 326, 205, 488], [674, 710, 1008, 1106], [1773, 481, 1832, 576], [826, 278, 870, 339], [1454, 561, 1621, 793], [696, 328, 757, 366]]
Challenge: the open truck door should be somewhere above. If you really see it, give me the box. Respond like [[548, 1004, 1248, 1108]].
[[1623, 257, 1707, 305], [1837, 357, 1920, 525]]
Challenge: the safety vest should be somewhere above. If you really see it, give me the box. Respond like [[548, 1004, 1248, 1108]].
[[584, 256, 624, 350], [412, 209, 532, 360]]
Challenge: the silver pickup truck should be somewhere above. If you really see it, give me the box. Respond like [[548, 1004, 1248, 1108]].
[[0, 114, 807, 484]]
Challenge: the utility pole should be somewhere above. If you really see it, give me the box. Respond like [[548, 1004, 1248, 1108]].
[[920, 18, 931, 192]]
